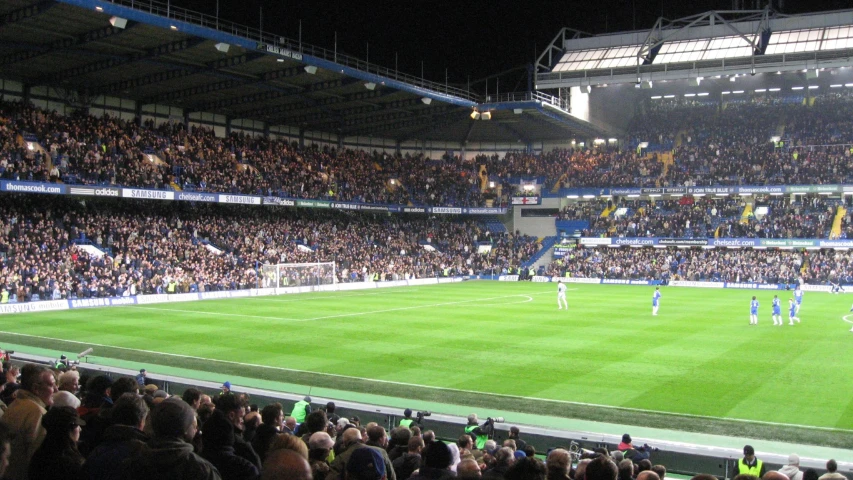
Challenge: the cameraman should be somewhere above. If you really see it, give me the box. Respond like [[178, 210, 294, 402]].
[[464, 414, 493, 450], [400, 409, 430, 429]]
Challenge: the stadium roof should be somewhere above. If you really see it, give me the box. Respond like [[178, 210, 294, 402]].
[[537, 7, 853, 89], [0, 0, 613, 142]]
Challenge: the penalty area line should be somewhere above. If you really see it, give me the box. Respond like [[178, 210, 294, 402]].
[[0, 329, 847, 434]]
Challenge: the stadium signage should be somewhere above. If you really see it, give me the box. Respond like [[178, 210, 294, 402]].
[[760, 239, 821, 247], [553, 246, 573, 258], [614, 238, 655, 246], [123, 188, 174, 200], [263, 197, 296, 206], [610, 188, 642, 195], [712, 238, 758, 247], [256, 43, 303, 60], [511, 196, 541, 205], [432, 207, 463, 214], [658, 238, 708, 246], [2, 180, 65, 194], [579, 238, 612, 246], [403, 207, 426, 213], [219, 194, 262, 205], [464, 207, 506, 214], [738, 186, 784, 194], [177, 192, 218, 202], [0, 300, 68, 314], [786, 184, 840, 194], [69, 187, 120, 197], [296, 200, 330, 208]]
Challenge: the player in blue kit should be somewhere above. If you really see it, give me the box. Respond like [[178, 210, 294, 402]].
[[788, 298, 800, 325], [652, 287, 661, 315], [772, 295, 782, 326], [749, 296, 759, 325], [794, 286, 803, 313]]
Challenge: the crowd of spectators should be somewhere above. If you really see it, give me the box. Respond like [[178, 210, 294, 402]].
[[0, 195, 539, 303], [545, 246, 853, 285], [558, 194, 848, 240], [4, 92, 853, 211], [0, 361, 844, 480]]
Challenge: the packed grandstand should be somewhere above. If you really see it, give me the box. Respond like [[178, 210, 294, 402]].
[[4, 1, 853, 479]]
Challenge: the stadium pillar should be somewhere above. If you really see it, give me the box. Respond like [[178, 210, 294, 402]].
[[263, 121, 270, 138], [22, 84, 31, 104], [225, 116, 232, 136], [337, 132, 343, 150], [395, 140, 401, 156], [134, 102, 142, 125], [299, 127, 305, 149]]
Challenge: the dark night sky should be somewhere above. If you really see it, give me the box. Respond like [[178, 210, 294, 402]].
[[168, 0, 850, 92]]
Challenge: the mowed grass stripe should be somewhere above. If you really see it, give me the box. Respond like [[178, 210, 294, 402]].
[[0, 282, 852, 446]]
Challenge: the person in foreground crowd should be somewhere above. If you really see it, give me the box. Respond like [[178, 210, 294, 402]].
[[27, 406, 86, 480], [2, 364, 57, 480], [731, 445, 765, 478]]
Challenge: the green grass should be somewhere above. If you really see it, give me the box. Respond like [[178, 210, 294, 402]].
[[2, 282, 853, 447]]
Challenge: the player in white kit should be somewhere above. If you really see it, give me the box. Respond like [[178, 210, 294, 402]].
[[557, 280, 568, 310]]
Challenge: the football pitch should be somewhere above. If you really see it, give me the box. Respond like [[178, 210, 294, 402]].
[[1, 281, 852, 446]]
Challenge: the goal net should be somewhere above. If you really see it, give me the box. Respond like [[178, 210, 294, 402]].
[[260, 262, 336, 293]]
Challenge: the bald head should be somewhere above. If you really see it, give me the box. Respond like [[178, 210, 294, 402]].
[[262, 448, 312, 480], [343, 427, 363, 446], [763, 473, 789, 480], [637, 471, 661, 480], [457, 459, 482, 478]]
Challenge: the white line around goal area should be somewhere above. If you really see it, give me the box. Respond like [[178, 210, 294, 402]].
[[841, 314, 853, 325], [256, 289, 420, 304], [128, 290, 561, 323], [0, 328, 847, 434]]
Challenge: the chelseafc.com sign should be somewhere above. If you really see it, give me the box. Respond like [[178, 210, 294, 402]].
[[68, 187, 120, 197]]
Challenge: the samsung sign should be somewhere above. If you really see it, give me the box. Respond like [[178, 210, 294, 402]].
[[122, 188, 174, 200], [219, 194, 262, 205]]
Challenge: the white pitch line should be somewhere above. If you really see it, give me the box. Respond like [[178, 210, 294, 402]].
[[0, 328, 847, 433], [128, 291, 552, 323], [126, 306, 298, 322], [258, 289, 419, 304], [841, 314, 853, 325]]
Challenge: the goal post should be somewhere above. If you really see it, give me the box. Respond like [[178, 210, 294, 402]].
[[260, 262, 336, 293]]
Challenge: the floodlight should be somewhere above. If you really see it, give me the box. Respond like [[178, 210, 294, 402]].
[[364, 82, 376, 90], [421, 97, 432, 105], [214, 42, 230, 53], [470, 111, 480, 120], [304, 65, 318, 74], [109, 16, 127, 29], [480, 111, 491, 120]]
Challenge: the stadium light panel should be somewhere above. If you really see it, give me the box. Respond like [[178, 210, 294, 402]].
[[627, 194, 640, 198], [721, 91, 731, 95], [582, 194, 596, 198], [831, 84, 843, 88], [95, 6, 103, 11], [769, 88, 781, 91], [513, 108, 523, 114], [693, 194, 705, 197], [421, 97, 432, 105], [740, 193, 752, 196], [755, 89, 766, 92], [808, 85, 819, 89], [733, 90, 744, 94], [470, 111, 480, 120], [684, 93, 696, 97], [650, 96, 662, 99], [109, 16, 127, 29], [697, 93, 709, 96], [304, 65, 318, 74], [648, 194, 661, 198], [567, 195, 579, 199], [480, 111, 491, 120], [214, 42, 230, 53], [364, 82, 376, 90], [846, 83, 853, 87], [791, 86, 804, 90], [170, 25, 178, 30], [663, 94, 675, 98]]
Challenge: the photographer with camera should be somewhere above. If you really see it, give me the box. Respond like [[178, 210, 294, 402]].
[[400, 409, 431, 429], [464, 414, 503, 450]]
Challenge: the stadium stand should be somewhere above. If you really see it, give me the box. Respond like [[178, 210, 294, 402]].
[[0, 196, 539, 303]]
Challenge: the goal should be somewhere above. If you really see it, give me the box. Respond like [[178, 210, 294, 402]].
[[260, 262, 336, 293]]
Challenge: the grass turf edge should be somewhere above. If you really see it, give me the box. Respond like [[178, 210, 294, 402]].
[[4, 333, 851, 449]]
